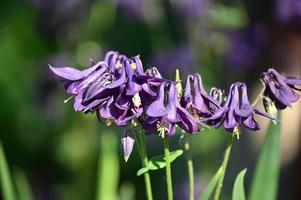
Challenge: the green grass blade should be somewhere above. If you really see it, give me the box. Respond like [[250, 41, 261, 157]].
[[0, 142, 15, 200], [14, 169, 33, 200], [96, 131, 119, 200], [232, 169, 247, 200], [249, 121, 281, 200], [199, 167, 222, 200]]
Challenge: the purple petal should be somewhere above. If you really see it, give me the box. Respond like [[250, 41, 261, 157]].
[[147, 84, 167, 117], [243, 115, 260, 130], [166, 84, 178, 122], [49, 65, 84, 81]]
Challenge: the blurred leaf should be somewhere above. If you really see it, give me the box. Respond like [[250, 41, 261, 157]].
[[119, 182, 135, 200], [207, 6, 247, 29], [14, 169, 33, 200], [232, 169, 247, 200], [96, 131, 119, 200], [137, 150, 183, 176], [199, 167, 222, 200], [0, 142, 16, 200], [249, 121, 281, 200]]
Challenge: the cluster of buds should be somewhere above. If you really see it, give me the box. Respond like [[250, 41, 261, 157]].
[[50, 51, 301, 161]]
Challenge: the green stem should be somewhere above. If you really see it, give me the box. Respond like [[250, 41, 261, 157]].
[[134, 130, 153, 200], [184, 135, 194, 200], [164, 137, 173, 200], [214, 134, 234, 200]]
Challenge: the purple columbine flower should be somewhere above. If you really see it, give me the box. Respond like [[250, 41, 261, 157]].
[[121, 129, 135, 162], [261, 68, 301, 110], [50, 51, 169, 126], [206, 82, 273, 134], [181, 74, 221, 120], [143, 83, 201, 137]]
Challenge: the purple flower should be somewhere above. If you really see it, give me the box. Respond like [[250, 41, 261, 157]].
[[261, 68, 301, 110], [277, 0, 301, 24], [143, 83, 201, 137], [50, 51, 168, 126], [151, 45, 194, 78], [171, 0, 210, 19], [206, 82, 273, 132], [121, 129, 135, 162], [225, 24, 268, 69], [181, 74, 221, 120]]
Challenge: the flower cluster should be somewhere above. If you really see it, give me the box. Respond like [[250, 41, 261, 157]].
[[50, 51, 301, 160]]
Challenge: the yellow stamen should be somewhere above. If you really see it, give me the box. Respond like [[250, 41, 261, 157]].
[[233, 127, 241, 140]]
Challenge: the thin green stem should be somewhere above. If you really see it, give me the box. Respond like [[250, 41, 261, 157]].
[[164, 136, 173, 200], [252, 80, 266, 107], [214, 134, 234, 200], [134, 130, 153, 200], [184, 135, 194, 200]]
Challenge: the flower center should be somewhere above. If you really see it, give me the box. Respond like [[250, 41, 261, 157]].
[[115, 60, 123, 69], [156, 119, 169, 138], [233, 126, 241, 139], [189, 107, 201, 120]]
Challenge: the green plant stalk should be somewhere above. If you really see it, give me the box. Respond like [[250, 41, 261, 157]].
[[96, 131, 119, 200], [134, 130, 153, 200], [214, 134, 234, 200], [164, 136, 173, 200], [184, 135, 194, 200], [0, 142, 15, 200]]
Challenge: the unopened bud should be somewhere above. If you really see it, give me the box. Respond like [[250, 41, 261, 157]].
[[121, 129, 135, 162], [263, 97, 278, 124], [175, 69, 183, 97]]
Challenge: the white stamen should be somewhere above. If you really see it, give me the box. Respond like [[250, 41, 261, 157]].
[[131, 63, 137, 70], [116, 61, 123, 69], [64, 96, 74, 103], [132, 93, 141, 108]]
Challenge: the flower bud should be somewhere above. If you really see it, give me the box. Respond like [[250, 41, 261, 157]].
[[263, 97, 278, 124], [175, 69, 183, 98], [121, 129, 135, 162]]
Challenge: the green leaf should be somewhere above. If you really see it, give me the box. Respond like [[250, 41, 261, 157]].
[[249, 121, 281, 200], [0, 142, 16, 200], [232, 169, 247, 200], [137, 167, 149, 176], [14, 169, 33, 200], [207, 5, 247, 29], [137, 150, 183, 176], [199, 167, 223, 200]]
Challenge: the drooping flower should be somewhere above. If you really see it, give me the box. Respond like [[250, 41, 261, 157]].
[[206, 82, 273, 134], [50, 51, 169, 126], [121, 129, 135, 162], [261, 68, 301, 110], [181, 73, 221, 120], [143, 83, 201, 137]]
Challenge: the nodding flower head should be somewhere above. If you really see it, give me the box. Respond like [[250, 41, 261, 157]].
[[50, 51, 170, 126], [181, 73, 220, 120], [143, 83, 203, 137], [261, 68, 301, 110], [206, 82, 274, 134]]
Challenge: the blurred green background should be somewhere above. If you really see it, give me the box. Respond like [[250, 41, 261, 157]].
[[0, 0, 300, 199]]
